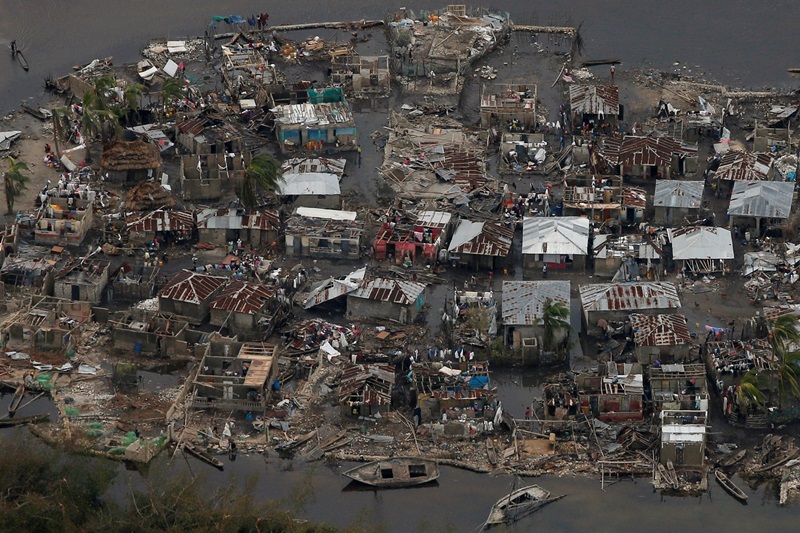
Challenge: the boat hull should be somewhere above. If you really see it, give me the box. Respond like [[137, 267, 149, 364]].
[[343, 457, 440, 488]]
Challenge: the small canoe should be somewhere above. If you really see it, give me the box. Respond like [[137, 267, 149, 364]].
[[21, 104, 52, 121], [183, 442, 224, 470], [16, 51, 29, 71], [486, 438, 498, 466], [484, 484, 564, 528], [343, 457, 440, 488], [8, 384, 25, 416], [275, 429, 317, 452], [754, 448, 799, 473], [719, 449, 747, 468], [715, 470, 748, 503], [0, 414, 49, 427]]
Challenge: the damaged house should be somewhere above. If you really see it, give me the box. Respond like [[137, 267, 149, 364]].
[[447, 219, 513, 271], [175, 115, 249, 155], [278, 157, 345, 209], [209, 280, 288, 336], [347, 278, 426, 324], [480, 83, 537, 130], [521, 216, 590, 272], [339, 363, 395, 417], [727, 180, 795, 235], [329, 54, 391, 98], [373, 210, 452, 265], [126, 209, 196, 245], [158, 270, 228, 324], [53, 259, 110, 304], [575, 362, 645, 422], [99, 138, 162, 183], [180, 153, 247, 201], [285, 207, 363, 259], [629, 313, 693, 365], [569, 84, 620, 129], [668, 226, 734, 275], [220, 44, 282, 102], [196, 208, 281, 246], [653, 180, 704, 225], [580, 282, 681, 333], [192, 341, 278, 411], [713, 150, 775, 187], [1, 296, 92, 352], [0, 245, 56, 292], [35, 197, 94, 246], [596, 134, 698, 179], [650, 363, 708, 414], [593, 234, 660, 280], [501, 280, 570, 365], [111, 312, 194, 357], [412, 361, 495, 423], [272, 87, 357, 153]]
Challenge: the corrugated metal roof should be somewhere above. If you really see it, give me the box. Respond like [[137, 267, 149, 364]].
[[294, 207, 356, 221], [304, 267, 366, 309], [210, 280, 275, 314], [272, 101, 353, 126], [653, 180, 704, 208], [668, 226, 734, 260], [280, 157, 346, 177], [501, 280, 570, 326], [279, 172, 341, 196], [350, 278, 426, 305], [416, 211, 452, 229], [599, 135, 696, 167], [630, 313, 691, 347], [715, 150, 774, 181], [522, 217, 590, 256], [126, 209, 195, 233], [448, 220, 513, 257], [242, 209, 280, 231], [580, 282, 681, 313], [622, 186, 647, 209], [196, 208, 244, 230], [159, 270, 227, 304], [727, 181, 794, 219], [569, 84, 620, 116]]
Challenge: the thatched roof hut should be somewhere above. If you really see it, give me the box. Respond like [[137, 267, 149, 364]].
[[126, 181, 177, 211], [100, 139, 162, 182]]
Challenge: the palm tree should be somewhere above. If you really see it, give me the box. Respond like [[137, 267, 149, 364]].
[[3, 156, 30, 215], [738, 369, 767, 413], [159, 77, 184, 120], [768, 313, 800, 409], [240, 154, 282, 208], [540, 298, 571, 353], [121, 82, 145, 125]]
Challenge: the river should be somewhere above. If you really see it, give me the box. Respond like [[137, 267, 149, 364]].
[[2, 1, 800, 530]]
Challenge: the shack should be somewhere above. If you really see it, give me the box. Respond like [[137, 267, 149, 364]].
[[285, 207, 363, 259], [0, 245, 56, 292], [569, 84, 620, 129], [196, 208, 245, 246], [575, 362, 644, 422], [579, 282, 681, 332], [521, 216, 590, 272], [653, 180, 704, 225], [338, 363, 395, 417], [668, 226, 734, 275], [480, 83, 537, 130], [593, 234, 660, 279], [347, 278, 425, 324], [629, 313, 693, 365], [209, 280, 288, 336], [126, 209, 196, 245], [713, 150, 775, 186], [373, 210, 452, 265], [649, 363, 708, 413], [35, 198, 94, 246], [447, 220, 513, 271], [727, 180, 795, 235], [272, 88, 357, 153], [180, 153, 246, 201], [242, 209, 281, 247], [99, 138, 162, 183], [192, 341, 278, 411], [158, 270, 228, 324], [53, 259, 110, 304], [501, 280, 570, 364], [597, 134, 698, 179]]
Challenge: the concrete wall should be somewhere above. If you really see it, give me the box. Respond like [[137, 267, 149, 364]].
[[660, 441, 704, 466], [158, 298, 207, 324], [635, 343, 691, 365], [347, 297, 419, 324], [289, 194, 341, 210], [54, 269, 109, 304], [654, 206, 694, 226]]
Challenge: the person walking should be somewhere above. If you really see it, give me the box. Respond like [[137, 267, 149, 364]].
[[357, 145, 362, 167]]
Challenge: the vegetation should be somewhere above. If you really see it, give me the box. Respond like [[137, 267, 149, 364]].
[[540, 298, 571, 353], [767, 313, 800, 410], [737, 369, 767, 412], [2, 156, 30, 214], [241, 153, 282, 208]]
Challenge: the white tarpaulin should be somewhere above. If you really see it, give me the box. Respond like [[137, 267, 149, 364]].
[[163, 59, 179, 78], [438, 366, 462, 377], [320, 341, 340, 361]]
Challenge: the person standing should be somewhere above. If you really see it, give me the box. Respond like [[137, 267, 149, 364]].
[[610, 65, 615, 80], [357, 145, 362, 167]]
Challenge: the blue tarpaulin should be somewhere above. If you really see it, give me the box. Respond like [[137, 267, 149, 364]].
[[469, 376, 489, 389]]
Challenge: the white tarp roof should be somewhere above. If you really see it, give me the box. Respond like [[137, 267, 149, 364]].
[[448, 220, 484, 251], [668, 226, 734, 260], [661, 424, 706, 443], [279, 172, 340, 196], [522, 216, 590, 256]]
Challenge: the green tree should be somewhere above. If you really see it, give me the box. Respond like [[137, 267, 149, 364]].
[[159, 77, 184, 121], [738, 369, 767, 412], [540, 298, 571, 353], [121, 82, 145, 125], [768, 313, 800, 409], [3, 156, 30, 215], [240, 153, 282, 208]]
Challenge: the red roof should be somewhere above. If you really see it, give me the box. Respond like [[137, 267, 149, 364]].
[[126, 210, 195, 233], [599, 135, 696, 167], [210, 280, 275, 314], [242, 209, 280, 231], [159, 270, 227, 304]]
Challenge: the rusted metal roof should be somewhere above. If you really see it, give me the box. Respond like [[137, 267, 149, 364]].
[[501, 280, 570, 326], [580, 282, 681, 314], [126, 209, 195, 233], [242, 209, 280, 231], [210, 280, 275, 314], [569, 84, 619, 116], [727, 180, 794, 219], [350, 278, 426, 305], [338, 363, 395, 405], [653, 180, 704, 208], [599, 135, 696, 168], [622, 186, 647, 209], [176, 116, 208, 135], [159, 270, 227, 304], [715, 150, 774, 181], [630, 313, 692, 347], [448, 220, 513, 257]]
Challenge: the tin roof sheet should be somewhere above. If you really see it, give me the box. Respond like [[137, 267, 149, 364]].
[[501, 280, 570, 326], [126, 209, 195, 233], [630, 313, 692, 347], [716, 150, 774, 181], [668, 226, 734, 260], [653, 180, 704, 208], [580, 282, 681, 313], [728, 180, 794, 219], [448, 220, 514, 257], [522, 217, 590, 256], [349, 278, 426, 305], [159, 270, 227, 304], [210, 280, 275, 314], [569, 84, 620, 116]]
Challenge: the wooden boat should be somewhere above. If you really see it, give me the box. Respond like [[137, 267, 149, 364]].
[[484, 484, 564, 528], [0, 413, 49, 427], [719, 449, 747, 468], [275, 429, 317, 452], [715, 470, 748, 503], [21, 104, 52, 121], [183, 442, 224, 470], [8, 385, 25, 416], [342, 457, 440, 488], [486, 438, 498, 466], [754, 448, 799, 473], [15, 51, 29, 71]]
